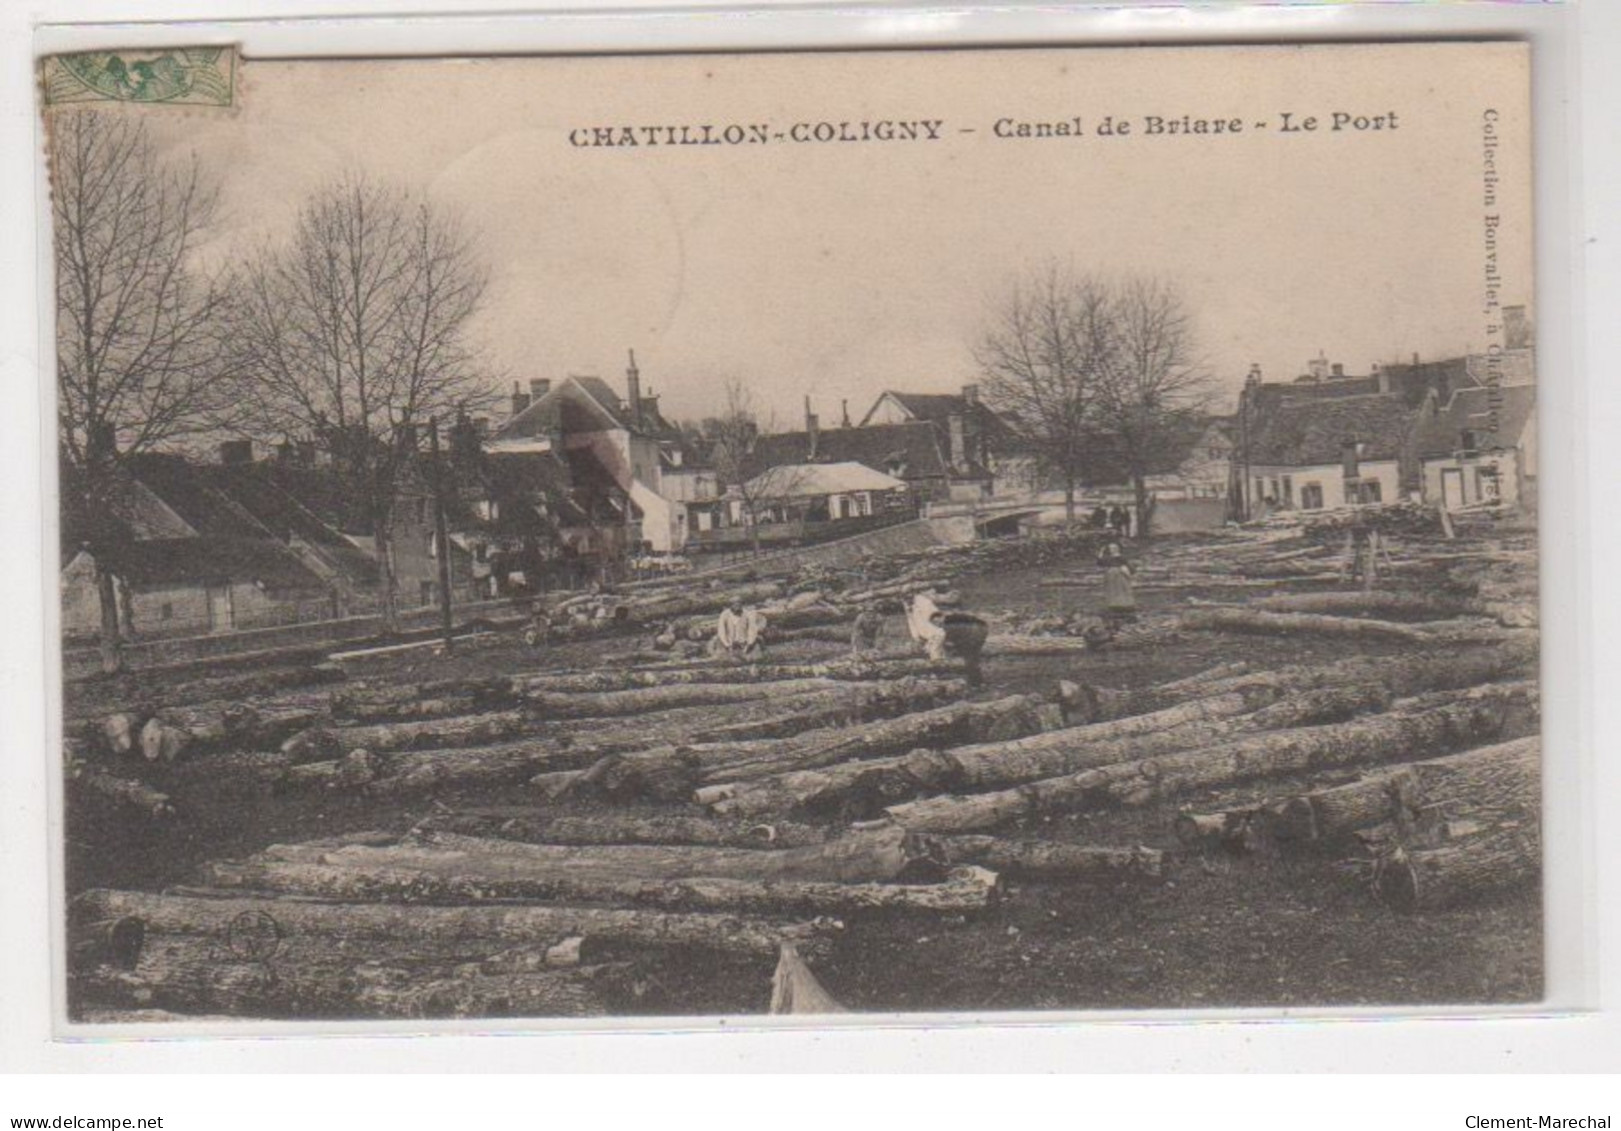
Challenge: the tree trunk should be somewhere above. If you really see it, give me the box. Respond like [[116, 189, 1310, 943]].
[[72, 936, 626, 1020], [1375, 826, 1539, 911], [1252, 591, 1477, 619], [73, 889, 832, 962], [330, 825, 940, 885], [201, 858, 996, 917], [883, 698, 1515, 834], [414, 810, 830, 849], [525, 677, 850, 720], [519, 656, 960, 694], [1264, 735, 1540, 846], [364, 737, 587, 798], [933, 836, 1164, 881], [325, 709, 532, 755], [68, 765, 174, 818], [1180, 607, 1431, 644], [375, 512, 400, 635], [95, 556, 123, 674], [1063, 472, 1076, 524], [1132, 473, 1151, 540], [686, 676, 968, 742]]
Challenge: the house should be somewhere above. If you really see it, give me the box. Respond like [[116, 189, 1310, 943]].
[[489, 354, 717, 554], [1241, 391, 1421, 512], [1414, 383, 1537, 512], [860, 385, 1037, 496], [1138, 416, 1238, 502], [743, 412, 964, 503], [743, 461, 910, 524]]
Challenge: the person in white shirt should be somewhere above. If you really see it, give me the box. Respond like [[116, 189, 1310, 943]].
[[907, 589, 948, 661]]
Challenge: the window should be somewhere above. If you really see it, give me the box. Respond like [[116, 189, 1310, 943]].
[[1459, 430, 1478, 455], [1360, 480, 1383, 504], [1281, 476, 1294, 505], [420, 581, 435, 606], [1301, 483, 1324, 510]]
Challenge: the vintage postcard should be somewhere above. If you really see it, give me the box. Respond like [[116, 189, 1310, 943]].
[[45, 40, 1539, 1025]]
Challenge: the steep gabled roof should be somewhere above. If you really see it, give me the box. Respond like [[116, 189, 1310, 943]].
[[862, 391, 1029, 454], [742, 421, 951, 483], [104, 536, 328, 592], [746, 461, 908, 499], [1412, 383, 1536, 459], [1249, 393, 1419, 467]]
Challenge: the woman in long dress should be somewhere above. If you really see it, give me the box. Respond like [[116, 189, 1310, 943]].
[[1098, 538, 1137, 631]]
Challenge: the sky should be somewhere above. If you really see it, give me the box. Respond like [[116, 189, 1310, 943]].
[[145, 42, 1533, 429]]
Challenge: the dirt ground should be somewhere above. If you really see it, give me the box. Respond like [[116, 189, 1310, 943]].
[[63, 537, 1543, 1017]]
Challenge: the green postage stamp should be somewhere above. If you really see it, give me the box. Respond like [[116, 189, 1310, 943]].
[[41, 47, 236, 107]]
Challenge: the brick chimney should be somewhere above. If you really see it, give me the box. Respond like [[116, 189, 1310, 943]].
[[1373, 363, 1391, 394], [841, 399, 851, 428], [511, 381, 531, 417], [1503, 305, 1532, 350], [1330, 363, 1344, 379], [1308, 351, 1330, 381], [530, 378, 551, 401], [947, 412, 967, 470], [962, 383, 980, 405], [625, 349, 642, 430], [805, 396, 820, 462]]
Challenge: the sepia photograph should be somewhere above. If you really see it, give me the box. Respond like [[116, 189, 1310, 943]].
[[43, 39, 1542, 1025]]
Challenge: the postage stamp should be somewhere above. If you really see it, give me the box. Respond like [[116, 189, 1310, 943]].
[[41, 47, 236, 108]]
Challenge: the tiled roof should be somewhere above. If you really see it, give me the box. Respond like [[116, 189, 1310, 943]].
[[863, 391, 1029, 454], [105, 536, 329, 591], [1412, 383, 1536, 459], [745, 461, 909, 499], [742, 421, 951, 482], [1248, 393, 1419, 467]]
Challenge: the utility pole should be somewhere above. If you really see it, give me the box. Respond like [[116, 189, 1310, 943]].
[[427, 416, 456, 655]]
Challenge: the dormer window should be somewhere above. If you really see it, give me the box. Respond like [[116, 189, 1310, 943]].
[[1459, 429, 1479, 456]]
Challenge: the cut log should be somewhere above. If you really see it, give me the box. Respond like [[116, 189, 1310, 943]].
[[415, 810, 830, 849], [365, 738, 582, 798], [979, 635, 1095, 657], [74, 889, 833, 961], [276, 749, 380, 793], [68, 766, 174, 819], [203, 858, 996, 916], [770, 942, 847, 1014], [1180, 607, 1431, 643], [883, 698, 1515, 834], [1375, 825, 1539, 911], [135, 704, 325, 763], [351, 965, 630, 1019], [101, 712, 141, 757], [517, 655, 959, 694], [933, 836, 1163, 881], [696, 693, 1061, 788], [1263, 735, 1540, 845], [374, 825, 940, 884], [1245, 684, 1392, 730], [686, 676, 968, 742], [324, 710, 533, 755], [524, 677, 849, 720], [1251, 591, 1477, 619], [620, 579, 785, 623]]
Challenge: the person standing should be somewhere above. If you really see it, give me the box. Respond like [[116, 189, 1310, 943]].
[[850, 605, 884, 655], [1097, 537, 1137, 632]]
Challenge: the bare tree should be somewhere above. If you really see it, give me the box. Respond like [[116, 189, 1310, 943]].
[[703, 379, 768, 555], [53, 111, 233, 671], [227, 175, 493, 627], [974, 265, 1112, 522], [1092, 277, 1214, 538]]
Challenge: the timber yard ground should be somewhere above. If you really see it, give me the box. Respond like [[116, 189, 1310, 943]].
[[62, 523, 1543, 1020]]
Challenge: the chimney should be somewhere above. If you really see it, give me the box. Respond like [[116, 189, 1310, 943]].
[[841, 399, 851, 428], [530, 378, 551, 401], [1412, 352, 1421, 366], [625, 349, 642, 430], [511, 381, 531, 417], [1246, 363, 1262, 389], [805, 396, 820, 462], [947, 412, 967, 470], [1373, 363, 1391, 394], [1308, 351, 1329, 381], [1503, 305, 1532, 350], [1330, 363, 1344, 379], [962, 383, 980, 405], [218, 439, 252, 466]]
